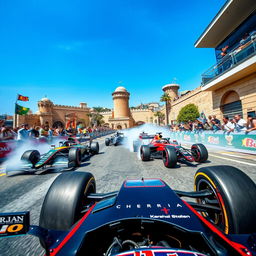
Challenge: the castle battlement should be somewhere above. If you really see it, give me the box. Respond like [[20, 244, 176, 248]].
[[131, 109, 153, 112], [53, 104, 88, 110]]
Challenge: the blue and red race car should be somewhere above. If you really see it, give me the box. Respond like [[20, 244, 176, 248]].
[[139, 133, 208, 168], [0, 165, 256, 256]]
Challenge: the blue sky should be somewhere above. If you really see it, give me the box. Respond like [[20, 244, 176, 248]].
[[0, 0, 226, 114]]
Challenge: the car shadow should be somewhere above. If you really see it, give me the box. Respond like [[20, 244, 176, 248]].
[[79, 162, 91, 167]]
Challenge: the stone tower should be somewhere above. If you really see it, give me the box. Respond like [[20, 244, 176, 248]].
[[162, 84, 180, 125], [162, 83, 180, 101], [38, 97, 53, 126], [109, 86, 134, 129], [112, 87, 130, 118]]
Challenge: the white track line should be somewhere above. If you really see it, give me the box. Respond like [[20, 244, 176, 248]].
[[210, 154, 256, 166], [220, 152, 256, 161]]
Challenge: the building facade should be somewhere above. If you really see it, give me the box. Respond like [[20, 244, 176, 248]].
[[16, 98, 90, 128], [165, 0, 256, 123]]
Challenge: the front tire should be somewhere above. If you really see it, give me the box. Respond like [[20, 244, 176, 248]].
[[21, 150, 40, 166], [191, 143, 208, 162], [105, 138, 110, 146], [162, 146, 177, 168], [68, 148, 81, 167], [90, 142, 99, 155], [195, 165, 256, 234], [39, 172, 96, 231], [140, 145, 151, 161]]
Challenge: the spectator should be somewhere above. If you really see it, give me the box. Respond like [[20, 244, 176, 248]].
[[0, 126, 16, 140], [234, 114, 247, 132], [246, 115, 256, 133], [240, 33, 250, 46], [220, 45, 229, 57], [39, 125, 49, 137], [222, 116, 234, 132], [211, 115, 221, 131], [17, 124, 30, 141], [30, 126, 40, 138], [55, 126, 67, 136]]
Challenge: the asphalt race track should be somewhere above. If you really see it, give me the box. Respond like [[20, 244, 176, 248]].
[[0, 136, 255, 256]]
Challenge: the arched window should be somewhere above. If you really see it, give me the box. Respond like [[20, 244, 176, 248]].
[[221, 91, 242, 118]]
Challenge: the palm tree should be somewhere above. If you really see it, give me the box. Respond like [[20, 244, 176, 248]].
[[154, 111, 165, 125], [93, 106, 105, 112], [88, 107, 105, 126], [160, 93, 171, 125]]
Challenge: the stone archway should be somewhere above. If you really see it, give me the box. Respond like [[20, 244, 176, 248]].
[[220, 90, 242, 118], [52, 121, 64, 128], [117, 125, 122, 130]]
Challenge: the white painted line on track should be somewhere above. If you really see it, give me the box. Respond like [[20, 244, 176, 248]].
[[220, 152, 256, 161], [210, 154, 256, 166]]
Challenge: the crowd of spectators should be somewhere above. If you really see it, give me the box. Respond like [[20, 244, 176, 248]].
[[0, 120, 112, 141], [170, 114, 256, 134]]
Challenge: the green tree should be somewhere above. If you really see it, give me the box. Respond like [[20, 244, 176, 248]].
[[160, 93, 171, 125], [154, 111, 165, 125], [88, 107, 106, 126], [92, 106, 111, 112], [92, 106, 105, 112], [88, 113, 104, 126], [177, 104, 199, 123]]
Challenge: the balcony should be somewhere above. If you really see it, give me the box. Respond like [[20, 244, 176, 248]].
[[201, 38, 256, 90]]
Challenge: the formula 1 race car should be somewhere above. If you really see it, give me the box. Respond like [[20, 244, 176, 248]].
[[140, 133, 208, 168], [1, 165, 256, 256], [133, 132, 155, 152], [5, 137, 99, 175], [105, 132, 125, 146]]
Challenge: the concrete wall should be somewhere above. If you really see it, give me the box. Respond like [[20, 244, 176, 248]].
[[169, 87, 213, 122]]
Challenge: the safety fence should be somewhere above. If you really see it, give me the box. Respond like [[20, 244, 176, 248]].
[[169, 131, 256, 154], [0, 130, 115, 161]]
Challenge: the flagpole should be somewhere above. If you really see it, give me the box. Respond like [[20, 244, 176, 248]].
[[14, 94, 18, 128]]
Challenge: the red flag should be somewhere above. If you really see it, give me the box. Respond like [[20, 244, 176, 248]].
[[17, 94, 29, 101]]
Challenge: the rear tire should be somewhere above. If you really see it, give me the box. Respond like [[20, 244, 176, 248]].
[[40, 171, 95, 231], [140, 145, 151, 161], [162, 146, 177, 168], [105, 138, 110, 146], [191, 143, 208, 162], [195, 165, 256, 234], [90, 142, 99, 155], [68, 148, 81, 167], [21, 150, 40, 166]]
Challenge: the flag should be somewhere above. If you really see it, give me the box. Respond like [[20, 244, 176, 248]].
[[15, 103, 30, 115], [17, 94, 29, 101]]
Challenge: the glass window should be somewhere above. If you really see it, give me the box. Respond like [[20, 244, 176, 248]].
[[215, 10, 256, 62]]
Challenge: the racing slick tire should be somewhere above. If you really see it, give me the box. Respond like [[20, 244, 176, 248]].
[[195, 165, 256, 234], [191, 143, 208, 163], [90, 142, 99, 155], [140, 145, 151, 161], [68, 148, 82, 167], [105, 138, 110, 146], [162, 146, 177, 168], [39, 172, 96, 239], [21, 150, 40, 166]]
